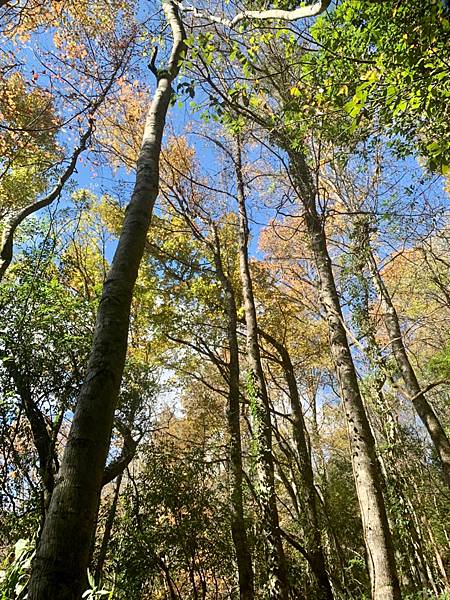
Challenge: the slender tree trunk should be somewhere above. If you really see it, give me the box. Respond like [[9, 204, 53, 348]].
[[8, 370, 56, 514], [367, 249, 450, 488], [234, 138, 290, 600], [27, 5, 186, 598], [94, 472, 122, 585], [422, 512, 450, 591], [212, 230, 255, 600], [286, 148, 401, 600], [347, 221, 433, 594], [369, 383, 432, 593], [259, 328, 334, 600]]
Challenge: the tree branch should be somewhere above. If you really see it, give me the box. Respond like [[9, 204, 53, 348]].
[[0, 57, 125, 281], [102, 423, 139, 487], [179, 0, 331, 28]]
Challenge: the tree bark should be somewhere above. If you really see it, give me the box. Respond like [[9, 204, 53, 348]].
[[286, 148, 401, 600], [18, 378, 55, 515], [27, 4, 186, 599], [259, 328, 334, 600], [212, 229, 255, 600], [234, 137, 290, 600], [367, 249, 450, 488], [348, 222, 437, 593]]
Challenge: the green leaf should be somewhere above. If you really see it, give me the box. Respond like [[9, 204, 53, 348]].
[[14, 540, 29, 561]]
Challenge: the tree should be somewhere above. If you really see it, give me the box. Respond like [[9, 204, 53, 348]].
[[0, 29, 132, 280], [211, 227, 255, 600], [232, 137, 290, 600], [1, 0, 449, 598], [27, 4, 186, 595], [189, 23, 402, 594]]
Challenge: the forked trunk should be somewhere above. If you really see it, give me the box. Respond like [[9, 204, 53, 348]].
[[28, 4, 186, 598]]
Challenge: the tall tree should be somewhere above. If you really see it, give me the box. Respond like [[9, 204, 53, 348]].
[[27, 2, 186, 597], [211, 226, 255, 600], [234, 137, 290, 600], [366, 244, 450, 487], [258, 327, 334, 600], [284, 146, 401, 600]]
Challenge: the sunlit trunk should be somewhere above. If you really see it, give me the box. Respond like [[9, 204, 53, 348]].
[[367, 249, 450, 488], [212, 230, 255, 600], [28, 4, 186, 598], [287, 148, 401, 600]]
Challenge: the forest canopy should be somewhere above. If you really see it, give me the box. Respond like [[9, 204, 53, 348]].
[[0, 1, 449, 599]]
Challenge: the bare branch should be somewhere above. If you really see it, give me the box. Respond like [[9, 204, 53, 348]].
[[178, 0, 331, 28], [0, 57, 126, 281]]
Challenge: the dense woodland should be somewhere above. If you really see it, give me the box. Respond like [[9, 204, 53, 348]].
[[0, 0, 449, 599]]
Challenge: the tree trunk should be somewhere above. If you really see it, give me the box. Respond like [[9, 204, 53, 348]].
[[94, 472, 122, 584], [234, 138, 290, 600], [259, 328, 334, 600], [286, 148, 401, 600], [212, 229, 255, 600], [367, 249, 450, 488], [347, 220, 433, 594], [27, 4, 186, 598], [3, 362, 56, 513]]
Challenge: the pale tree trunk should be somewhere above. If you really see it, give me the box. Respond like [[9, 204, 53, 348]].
[[259, 328, 334, 600], [286, 148, 401, 600], [367, 249, 450, 488], [352, 215, 435, 592], [422, 511, 450, 591], [234, 138, 290, 600], [364, 364, 433, 592], [368, 358, 432, 592], [212, 228, 255, 600], [348, 220, 433, 593], [27, 4, 186, 599]]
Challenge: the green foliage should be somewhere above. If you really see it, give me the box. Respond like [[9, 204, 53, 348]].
[[82, 571, 115, 599], [112, 441, 235, 598], [0, 226, 96, 527], [404, 593, 450, 600], [0, 539, 34, 600], [428, 340, 450, 379], [0, 236, 95, 409], [246, 371, 261, 476], [309, 0, 450, 170], [1, 2, 450, 597]]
